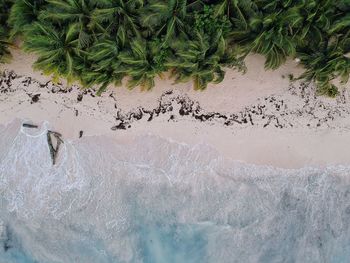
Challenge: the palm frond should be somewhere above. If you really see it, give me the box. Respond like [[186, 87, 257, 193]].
[[0, 0, 13, 63], [23, 22, 83, 82]]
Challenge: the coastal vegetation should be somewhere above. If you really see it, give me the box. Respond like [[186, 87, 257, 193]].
[[0, 0, 349, 96], [0, 0, 12, 63]]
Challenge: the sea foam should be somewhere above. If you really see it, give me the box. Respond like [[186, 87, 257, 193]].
[[0, 120, 350, 263]]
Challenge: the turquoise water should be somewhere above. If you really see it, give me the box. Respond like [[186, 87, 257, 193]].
[[1, 120, 350, 263]]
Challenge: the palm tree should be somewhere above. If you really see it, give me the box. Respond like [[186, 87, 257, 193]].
[[297, 32, 350, 97], [117, 38, 169, 90], [295, 0, 338, 50], [292, 0, 350, 96], [79, 37, 125, 95], [210, 0, 254, 22], [166, 31, 244, 90], [297, 51, 338, 97], [0, 30, 11, 64], [8, 0, 47, 37], [23, 22, 83, 82], [2, 0, 349, 97], [0, 0, 13, 63], [87, 38, 123, 73], [89, 0, 142, 40], [39, 0, 93, 25], [139, 0, 187, 43], [229, 0, 304, 69], [162, 4, 243, 90], [38, 0, 97, 49]]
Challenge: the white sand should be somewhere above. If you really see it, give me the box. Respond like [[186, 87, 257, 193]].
[[1, 48, 350, 168]]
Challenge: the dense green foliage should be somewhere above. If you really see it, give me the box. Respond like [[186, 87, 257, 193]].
[[0, 0, 12, 63], [0, 0, 350, 96]]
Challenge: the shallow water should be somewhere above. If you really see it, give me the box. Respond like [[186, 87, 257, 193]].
[[0, 120, 350, 263]]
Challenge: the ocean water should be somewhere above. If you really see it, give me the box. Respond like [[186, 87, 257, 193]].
[[0, 121, 350, 263]]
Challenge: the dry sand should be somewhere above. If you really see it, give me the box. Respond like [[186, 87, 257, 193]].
[[1, 48, 350, 168]]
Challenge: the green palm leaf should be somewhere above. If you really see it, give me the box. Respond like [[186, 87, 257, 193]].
[[0, 0, 13, 63], [23, 22, 83, 82]]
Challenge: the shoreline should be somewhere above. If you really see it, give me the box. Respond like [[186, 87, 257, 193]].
[[5, 118, 350, 171], [1, 50, 350, 169], [5, 117, 350, 170]]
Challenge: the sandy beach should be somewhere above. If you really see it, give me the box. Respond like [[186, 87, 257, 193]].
[[2, 50, 350, 263], [3, 1, 350, 261], [1, 48, 350, 168]]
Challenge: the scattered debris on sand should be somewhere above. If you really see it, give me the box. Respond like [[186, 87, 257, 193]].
[[22, 123, 38, 128], [2, 70, 350, 134], [29, 93, 40, 104]]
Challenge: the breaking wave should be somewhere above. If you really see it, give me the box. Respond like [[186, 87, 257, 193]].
[[0, 120, 350, 263]]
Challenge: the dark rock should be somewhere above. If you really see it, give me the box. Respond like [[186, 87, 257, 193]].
[[77, 94, 83, 102], [22, 123, 38, 128], [31, 94, 40, 103]]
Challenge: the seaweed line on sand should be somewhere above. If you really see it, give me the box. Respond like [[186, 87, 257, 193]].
[[1, 70, 350, 131]]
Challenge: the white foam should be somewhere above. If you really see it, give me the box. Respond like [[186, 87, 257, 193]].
[[1, 120, 350, 262]]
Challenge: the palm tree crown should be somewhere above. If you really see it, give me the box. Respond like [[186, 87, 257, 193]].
[[1, 0, 349, 96]]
